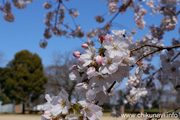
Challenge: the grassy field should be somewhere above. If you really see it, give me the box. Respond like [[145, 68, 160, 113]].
[[0, 113, 179, 120]]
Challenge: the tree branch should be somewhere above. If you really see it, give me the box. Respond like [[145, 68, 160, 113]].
[[176, 10, 180, 15], [132, 44, 180, 64], [54, 0, 62, 27], [95, 81, 116, 105], [135, 48, 160, 63], [107, 81, 116, 93], [131, 44, 180, 53], [109, 0, 132, 23]]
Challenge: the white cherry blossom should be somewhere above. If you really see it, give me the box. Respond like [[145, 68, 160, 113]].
[[78, 100, 103, 120]]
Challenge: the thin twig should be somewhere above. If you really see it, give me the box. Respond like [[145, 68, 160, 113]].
[[109, 11, 120, 23], [176, 10, 180, 15], [136, 49, 160, 63], [171, 51, 180, 61], [167, 106, 180, 113], [62, 3, 77, 27], [54, 0, 61, 27], [109, 0, 132, 23]]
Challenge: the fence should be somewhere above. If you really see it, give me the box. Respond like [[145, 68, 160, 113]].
[[0, 101, 14, 113]]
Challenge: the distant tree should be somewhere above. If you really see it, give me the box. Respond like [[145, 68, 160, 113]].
[[44, 52, 78, 101], [0, 68, 12, 104], [0, 50, 47, 114]]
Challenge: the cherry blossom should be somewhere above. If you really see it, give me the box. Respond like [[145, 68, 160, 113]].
[[126, 87, 148, 104], [78, 100, 103, 120], [42, 89, 70, 117], [43, 1, 52, 9]]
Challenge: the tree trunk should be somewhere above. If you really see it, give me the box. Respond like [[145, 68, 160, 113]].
[[22, 103, 25, 114]]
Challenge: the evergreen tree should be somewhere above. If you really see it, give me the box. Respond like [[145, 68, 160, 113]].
[[0, 50, 47, 113]]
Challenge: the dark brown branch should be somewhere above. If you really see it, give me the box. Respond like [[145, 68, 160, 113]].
[[54, 0, 62, 27], [165, 106, 180, 114], [136, 48, 160, 63], [131, 44, 163, 52], [176, 10, 180, 15], [109, 11, 120, 23], [131, 44, 180, 53], [171, 51, 180, 62], [95, 81, 116, 105], [109, 0, 133, 23], [107, 81, 116, 93], [133, 44, 180, 64]]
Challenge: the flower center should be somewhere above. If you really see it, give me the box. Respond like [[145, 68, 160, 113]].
[[97, 75, 103, 79], [61, 101, 66, 107], [107, 60, 112, 65], [113, 45, 118, 50], [91, 55, 94, 60], [85, 107, 90, 113]]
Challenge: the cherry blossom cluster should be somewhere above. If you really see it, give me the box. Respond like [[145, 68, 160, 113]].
[[134, 5, 147, 29], [126, 66, 148, 104], [126, 87, 148, 104], [160, 52, 180, 84], [0, 0, 33, 22], [108, 1, 118, 14], [41, 29, 150, 120], [69, 30, 137, 106], [41, 29, 150, 119], [133, 34, 164, 61], [42, 89, 102, 120], [41, 29, 157, 119], [39, 0, 84, 48], [40, 24, 180, 118], [0, 0, 179, 49]]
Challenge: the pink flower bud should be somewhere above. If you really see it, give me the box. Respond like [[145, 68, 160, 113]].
[[95, 55, 103, 64], [100, 35, 105, 41], [70, 65, 77, 70], [73, 51, 81, 58], [81, 43, 89, 49]]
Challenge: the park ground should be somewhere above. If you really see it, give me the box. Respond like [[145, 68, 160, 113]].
[[0, 113, 179, 120]]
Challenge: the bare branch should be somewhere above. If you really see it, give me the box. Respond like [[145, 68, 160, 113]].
[[176, 10, 180, 15], [170, 51, 180, 61], [54, 0, 62, 27], [109, 0, 133, 23], [135, 48, 160, 63]]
